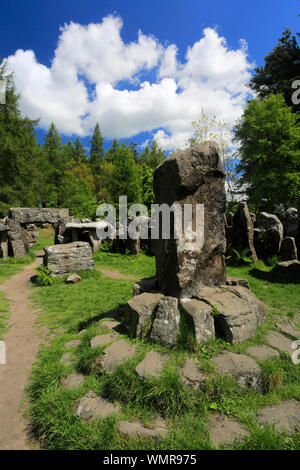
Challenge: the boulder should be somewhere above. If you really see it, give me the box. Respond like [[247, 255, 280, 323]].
[[60, 373, 85, 389], [265, 331, 294, 355], [279, 237, 297, 261], [43, 241, 94, 276], [66, 273, 82, 284], [124, 292, 163, 338], [8, 207, 69, 224], [153, 141, 226, 298], [149, 297, 180, 348], [232, 202, 258, 263], [7, 220, 26, 258], [180, 298, 215, 344], [198, 286, 265, 343], [26, 224, 39, 246], [212, 351, 263, 391], [133, 277, 158, 297]]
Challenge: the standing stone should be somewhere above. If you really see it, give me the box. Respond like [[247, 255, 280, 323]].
[[256, 212, 284, 257], [7, 219, 26, 258], [180, 298, 215, 344], [153, 141, 226, 298], [0, 224, 9, 259], [283, 207, 298, 238], [232, 202, 258, 263], [279, 237, 297, 260], [26, 224, 39, 246], [149, 297, 180, 348], [43, 241, 94, 276]]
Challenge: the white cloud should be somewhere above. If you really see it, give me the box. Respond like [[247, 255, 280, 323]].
[[6, 15, 254, 148]]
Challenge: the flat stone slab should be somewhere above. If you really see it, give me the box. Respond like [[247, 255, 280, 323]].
[[78, 329, 87, 336], [135, 351, 169, 380], [64, 339, 81, 349], [212, 351, 263, 391], [275, 322, 300, 340], [208, 414, 250, 446], [60, 373, 85, 389], [117, 417, 168, 440], [76, 390, 121, 420], [99, 320, 121, 330], [265, 331, 293, 355], [90, 332, 120, 349], [246, 345, 280, 361], [180, 358, 208, 389], [257, 400, 300, 433], [97, 339, 137, 372], [60, 352, 74, 365]]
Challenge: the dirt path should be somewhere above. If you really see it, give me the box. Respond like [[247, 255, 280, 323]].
[[98, 267, 138, 281], [0, 252, 44, 450]]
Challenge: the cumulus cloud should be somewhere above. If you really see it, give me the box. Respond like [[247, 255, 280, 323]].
[[6, 15, 254, 148]]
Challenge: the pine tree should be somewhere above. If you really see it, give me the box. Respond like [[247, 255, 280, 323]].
[[140, 140, 165, 170], [0, 62, 41, 216], [89, 122, 105, 171], [73, 138, 88, 164], [110, 144, 142, 204], [105, 138, 120, 163]]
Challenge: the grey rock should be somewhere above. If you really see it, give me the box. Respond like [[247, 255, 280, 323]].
[[279, 237, 297, 261], [153, 141, 226, 298], [133, 277, 158, 297], [283, 208, 298, 238], [97, 339, 137, 372], [265, 331, 294, 355], [246, 345, 280, 361], [180, 298, 215, 344], [76, 390, 121, 420], [43, 241, 94, 276], [90, 332, 119, 348], [9, 207, 69, 224], [180, 358, 208, 389], [135, 351, 169, 380], [66, 273, 82, 284], [64, 339, 81, 349], [117, 417, 168, 440], [60, 373, 85, 388], [226, 276, 250, 289], [257, 400, 300, 433], [149, 297, 180, 348], [60, 352, 74, 365], [208, 414, 250, 446], [124, 292, 163, 338], [212, 351, 263, 391], [232, 202, 258, 263], [275, 322, 300, 340], [99, 319, 121, 330], [256, 212, 284, 257]]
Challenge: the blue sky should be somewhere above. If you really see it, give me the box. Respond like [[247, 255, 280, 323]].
[[1, 0, 299, 151]]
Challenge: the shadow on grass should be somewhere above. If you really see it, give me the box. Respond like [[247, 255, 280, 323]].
[[77, 304, 128, 335], [249, 266, 300, 285]]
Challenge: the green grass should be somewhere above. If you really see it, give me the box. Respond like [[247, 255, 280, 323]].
[[26, 255, 300, 450]]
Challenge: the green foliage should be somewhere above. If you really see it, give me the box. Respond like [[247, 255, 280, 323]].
[[234, 94, 300, 211], [248, 28, 300, 111], [35, 265, 54, 286], [109, 144, 142, 204], [140, 140, 166, 170], [226, 247, 253, 266]]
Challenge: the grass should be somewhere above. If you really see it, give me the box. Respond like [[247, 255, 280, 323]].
[[0, 227, 54, 338], [26, 254, 300, 450]]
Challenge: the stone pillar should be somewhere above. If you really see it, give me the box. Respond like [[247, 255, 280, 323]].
[[153, 141, 226, 298]]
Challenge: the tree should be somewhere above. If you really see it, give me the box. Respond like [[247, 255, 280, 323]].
[[234, 94, 300, 210], [105, 138, 120, 163], [89, 122, 105, 171], [141, 164, 154, 209], [110, 144, 142, 205], [72, 137, 88, 164], [140, 140, 166, 170], [188, 109, 239, 202], [61, 167, 97, 219], [41, 123, 65, 207], [248, 28, 300, 111], [0, 62, 42, 216]]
